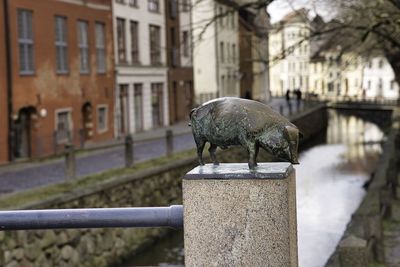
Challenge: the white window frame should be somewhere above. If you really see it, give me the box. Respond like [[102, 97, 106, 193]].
[[78, 20, 90, 74], [97, 104, 108, 133], [148, 0, 159, 12], [55, 108, 73, 144], [95, 22, 106, 73], [55, 16, 69, 74], [18, 9, 34, 75]]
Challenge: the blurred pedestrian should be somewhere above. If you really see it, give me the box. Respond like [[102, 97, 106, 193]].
[[286, 89, 292, 115], [285, 89, 291, 102]]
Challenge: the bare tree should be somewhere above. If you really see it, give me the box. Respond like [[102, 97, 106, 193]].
[[314, 0, 400, 99]]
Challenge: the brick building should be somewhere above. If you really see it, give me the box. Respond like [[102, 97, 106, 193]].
[[0, 0, 9, 163], [2, 0, 115, 161], [165, 0, 194, 123]]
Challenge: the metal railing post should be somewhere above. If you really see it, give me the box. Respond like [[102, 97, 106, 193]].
[[183, 163, 298, 266], [64, 143, 76, 180], [166, 129, 173, 157], [125, 134, 134, 168]]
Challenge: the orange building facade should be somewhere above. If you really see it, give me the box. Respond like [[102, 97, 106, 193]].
[[3, 0, 115, 161]]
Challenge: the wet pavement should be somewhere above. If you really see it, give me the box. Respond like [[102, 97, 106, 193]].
[[0, 98, 307, 195]]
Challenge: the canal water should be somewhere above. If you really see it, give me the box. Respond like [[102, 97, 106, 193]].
[[120, 109, 386, 267]]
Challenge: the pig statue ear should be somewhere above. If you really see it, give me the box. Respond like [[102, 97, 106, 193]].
[[284, 125, 300, 139]]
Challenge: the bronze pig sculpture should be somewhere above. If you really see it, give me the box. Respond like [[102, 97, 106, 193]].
[[189, 97, 301, 169]]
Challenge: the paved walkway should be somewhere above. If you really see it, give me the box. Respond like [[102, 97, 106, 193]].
[[0, 98, 306, 195]]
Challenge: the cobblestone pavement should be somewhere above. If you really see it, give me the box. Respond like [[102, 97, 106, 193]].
[[0, 98, 306, 195]]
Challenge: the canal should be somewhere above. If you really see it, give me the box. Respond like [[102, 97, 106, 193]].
[[118, 108, 387, 267]]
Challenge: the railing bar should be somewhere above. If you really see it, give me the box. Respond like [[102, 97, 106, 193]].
[[0, 205, 183, 230]]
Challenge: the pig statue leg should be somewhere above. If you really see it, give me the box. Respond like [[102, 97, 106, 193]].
[[208, 144, 219, 165], [245, 141, 258, 170], [194, 137, 206, 165]]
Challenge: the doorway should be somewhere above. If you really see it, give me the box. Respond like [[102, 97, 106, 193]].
[[13, 107, 36, 159]]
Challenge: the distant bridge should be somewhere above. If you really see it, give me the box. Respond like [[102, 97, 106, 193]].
[[319, 96, 398, 111]]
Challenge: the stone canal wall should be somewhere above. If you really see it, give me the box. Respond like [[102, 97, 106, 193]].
[[0, 158, 197, 267], [325, 107, 400, 267], [0, 105, 328, 267]]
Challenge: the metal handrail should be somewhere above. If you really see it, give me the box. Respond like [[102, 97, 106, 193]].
[[0, 205, 183, 230]]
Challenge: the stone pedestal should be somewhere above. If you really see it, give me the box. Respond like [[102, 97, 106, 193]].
[[183, 163, 298, 267]]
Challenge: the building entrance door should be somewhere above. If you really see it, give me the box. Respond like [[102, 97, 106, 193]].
[[13, 107, 36, 159]]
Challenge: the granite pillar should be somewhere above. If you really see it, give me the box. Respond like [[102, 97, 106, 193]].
[[183, 163, 298, 267]]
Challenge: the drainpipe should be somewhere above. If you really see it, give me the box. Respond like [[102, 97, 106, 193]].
[[214, 2, 220, 98], [3, 0, 14, 161]]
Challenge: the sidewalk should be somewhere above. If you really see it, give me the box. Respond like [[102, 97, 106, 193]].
[[0, 98, 309, 195], [0, 121, 192, 173]]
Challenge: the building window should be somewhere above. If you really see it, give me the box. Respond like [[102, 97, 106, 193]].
[[367, 80, 371, 90], [182, 0, 189, 12], [56, 110, 72, 143], [378, 59, 384, 68], [378, 78, 383, 90], [220, 42, 224, 63], [169, 0, 178, 18], [219, 7, 223, 27], [97, 105, 108, 133], [231, 11, 235, 28], [221, 75, 225, 95], [116, 0, 126, 3], [227, 44, 231, 63], [232, 44, 236, 62], [130, 21, 139, 63], [129, 0, 138, 7], [368, 61, 372, 68], [117, 18, 126, 63], [182, 31, 189, 57], [134, 84, 143, 131], [390, 80, 396, 90], [151, 83, 164, 127], [148, 0, 159, 12], [77, 21, 89, 74], [170, 27, 178, 66], [150, 25, 161, 64], [55, 16, 68, 74], [95, 22, 106, 73], [18, 9, 34, 74], [118, 84, 129, 135]]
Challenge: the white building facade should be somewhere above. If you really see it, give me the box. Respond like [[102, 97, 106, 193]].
[[269, 10, 399, 101], [269, 10, 311, 96], [191, 0, 240, 105], [113, 0, 169, 137], [362, 57, 399, 100]]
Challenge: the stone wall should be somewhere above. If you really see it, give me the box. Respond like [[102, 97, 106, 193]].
[[325, 107, 400, 267], [0, 157, 197, 267], [291, 104, 328, 143], [0, 105, 328, 267]]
